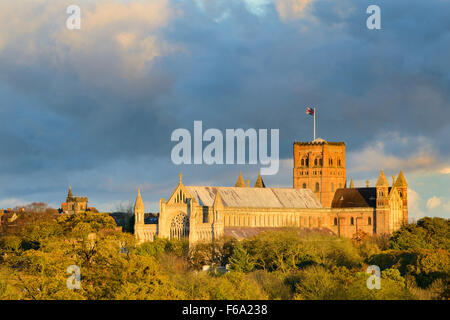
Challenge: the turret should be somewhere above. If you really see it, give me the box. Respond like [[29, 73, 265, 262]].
[[134, 188, 145, 225], [68, 186, 73, 198], [235, 171, 246, 187], [376, 170, 390, 234], [394, 170, 408, 224], [254, 172, 266, 188], [350, 176, 354, 188]]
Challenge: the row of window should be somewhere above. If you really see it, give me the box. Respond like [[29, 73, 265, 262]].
[[301, 182, 343, 192], [300, 157, 343, 167], [333, 217, 372, 226]]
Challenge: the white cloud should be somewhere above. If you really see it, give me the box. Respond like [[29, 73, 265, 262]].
[[0, 198, 27, 209], [0, 0, 181, 79], [349, 132, 449, 174], [443, 201, 450, 212], [440, 167, 450, 174], [407, 188, 425, 222], [426, 196, 442, 210], [275, 0, 314, 21]]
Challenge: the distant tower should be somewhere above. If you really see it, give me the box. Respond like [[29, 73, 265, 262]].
[[293, 138, 346, 207], [394, 170, 408, 225], [134, 188, 145, 225], [375, 170, 390, 234]]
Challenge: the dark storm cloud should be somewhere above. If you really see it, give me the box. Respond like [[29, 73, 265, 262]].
[[0, 0, 449, 211]]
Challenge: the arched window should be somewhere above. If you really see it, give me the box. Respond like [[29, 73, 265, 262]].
[[319, 158, 323, 166], [368, 217, 372, 225], [338, 159, 341, 166], [305, 158, 309, 166], [350, 217, 354, 225], [315, 182, 320, 192], [334, 217, 338, 226], [301, 159, 304, 166], [302, 183, 307, 189], [330, 159, 333, 166], [314, 159, 318, 166]]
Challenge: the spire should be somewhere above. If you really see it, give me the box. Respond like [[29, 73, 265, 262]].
[[366, 180, 370, 188], [179, 173, 183, 185], [235, 171, 246, 187], [394, 170, 407, 187], [134, 188, 145, 215], [254, 172, 266, 188], [376, 170, 389, 187], [350, 176, 354, 188], [68, 186, 73, 198]]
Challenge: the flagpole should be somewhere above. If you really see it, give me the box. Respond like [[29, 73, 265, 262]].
[[314, 108, 316, 140]]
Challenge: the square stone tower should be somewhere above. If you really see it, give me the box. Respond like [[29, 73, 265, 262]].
[[293, 138, 346, 207]]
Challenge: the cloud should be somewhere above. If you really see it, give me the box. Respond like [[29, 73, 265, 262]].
[[443, 201, 450, 213], [440, 167, 450, 174], [275, 0, 314, 21], [407, 188, 424, 221], [348, 132, 449, 174], [0, 0, 449, 216], [0, 198, 27, 209], [426, 196, 442, 210]]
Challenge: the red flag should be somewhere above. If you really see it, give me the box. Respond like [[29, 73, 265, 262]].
[[306, 107, 314, 116]]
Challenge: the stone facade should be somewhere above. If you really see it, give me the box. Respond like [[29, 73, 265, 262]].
[[134, 139, 408, 244], [293, 138, 346, 207], [61, 187, 88, 214]]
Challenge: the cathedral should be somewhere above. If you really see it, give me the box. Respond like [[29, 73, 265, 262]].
[[134, 138, 408, 245]]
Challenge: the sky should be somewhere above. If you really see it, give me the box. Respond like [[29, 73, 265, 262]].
[[0, 0, 449, 221]]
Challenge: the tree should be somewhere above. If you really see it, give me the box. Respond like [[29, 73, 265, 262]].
[[390, 217, 450, 250], [229, 243, 254, 273]]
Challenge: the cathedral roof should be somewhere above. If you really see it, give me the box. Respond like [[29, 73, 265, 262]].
[[331, 188, 379, 208], [185, 186, 323, 209]]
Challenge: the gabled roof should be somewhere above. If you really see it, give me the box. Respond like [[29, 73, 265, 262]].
[[331, 188, 378, 208], [185, 186, 323, 209]]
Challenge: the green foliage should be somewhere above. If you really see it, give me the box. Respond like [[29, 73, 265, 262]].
[[367, 248, 450, 288], [0, 214, 448, 300], [57, 212, 117, 235], [241, 229, 362, 272], [390, 217, 450, 250], [228, 243, 254, 273], [136, 237, 189, 258]]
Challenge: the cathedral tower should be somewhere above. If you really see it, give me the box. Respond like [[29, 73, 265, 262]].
[[293, 138, 346, 207]]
